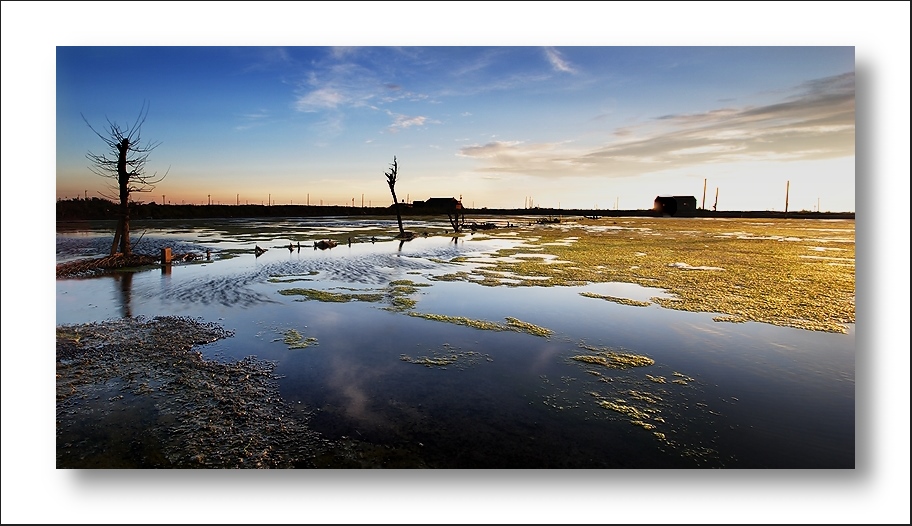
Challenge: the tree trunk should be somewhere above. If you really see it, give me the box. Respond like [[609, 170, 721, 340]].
[[110, 221, 122, 256], [119, 199, 131, 255], [116, 138, 132, 255], [390, 188, 404, 235]]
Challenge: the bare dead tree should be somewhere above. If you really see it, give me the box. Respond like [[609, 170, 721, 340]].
[[447, 199, 465, 233], [384, 156, 406, 237], [83, 103, 168, 256]]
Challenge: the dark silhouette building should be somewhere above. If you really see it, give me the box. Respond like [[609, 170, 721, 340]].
[[653, 195, 697, 217], [412, 197, 462, 211]]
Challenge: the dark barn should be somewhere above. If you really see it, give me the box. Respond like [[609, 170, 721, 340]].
[[412, 197, 462, 211], [653, 195, 697, 217]]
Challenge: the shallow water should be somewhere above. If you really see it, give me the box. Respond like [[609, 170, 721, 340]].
[[56, 216, 855, 468]]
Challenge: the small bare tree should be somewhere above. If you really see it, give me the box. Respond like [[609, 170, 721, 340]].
[[83, 103, 167, 256], [447, 198, 465, 233], [384, 156, 406, 237]]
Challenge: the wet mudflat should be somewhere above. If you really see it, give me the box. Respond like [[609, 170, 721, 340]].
[[55, 215, 855, 468]]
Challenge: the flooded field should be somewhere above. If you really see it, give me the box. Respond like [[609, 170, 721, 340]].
[[55, 215, 855, 468]]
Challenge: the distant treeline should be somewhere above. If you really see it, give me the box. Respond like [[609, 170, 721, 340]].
[[56, 197, 854, 221]]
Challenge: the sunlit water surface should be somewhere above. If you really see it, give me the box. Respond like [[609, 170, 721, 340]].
[[56, 217, 854, 468]]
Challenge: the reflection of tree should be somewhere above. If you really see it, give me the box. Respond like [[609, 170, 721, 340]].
[[114, 272, 134, 318]]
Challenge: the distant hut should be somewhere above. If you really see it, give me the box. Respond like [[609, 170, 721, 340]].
[[413, 197, 465, 231], [653, 195, 697, 217], [412, 197, 461, 212]]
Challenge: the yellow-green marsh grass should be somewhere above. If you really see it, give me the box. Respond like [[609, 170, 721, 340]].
[[447, 217, 855, 333], [277, 288, 385, 303], [571, 344, 655, 369], [595, 399, 653, 421], [281, 329, 319, 349], [276, 279, 429, 309], [579, 291, 651, 307], [399, 347, 491, 368], [407, 312, 553, 337]]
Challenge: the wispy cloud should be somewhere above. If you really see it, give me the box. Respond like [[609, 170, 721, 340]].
[[384, 109, 437, 133], [234, 110, 271, 131], [239, 47, 295, 73], [459, 72, 855, 178], [294, 52, 434, 134], [294, 63, 386, 112], [296, 87, 349, 111], [544, 47, 576, 74]]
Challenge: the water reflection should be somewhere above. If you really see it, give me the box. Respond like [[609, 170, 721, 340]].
[[113, 272, 133, 318], [55, 217, 855, 468]]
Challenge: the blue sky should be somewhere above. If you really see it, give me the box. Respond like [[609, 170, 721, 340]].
[[56, 45, 855, 211]]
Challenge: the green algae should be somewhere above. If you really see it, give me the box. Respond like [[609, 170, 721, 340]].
[[571, 345, 655, 369], [281, 329, 319, 349], [268, 272, 320, 283], [399, 343, 492, 369], [401, 354, 458, 367], [595, 398, 653, 421], [386, 296, 417, 312], [383, 280, 430, 312], [504, 317, 554, 337], [277, 288, 385, 303], [427, 217, 855, 333], [579, 291, 651, 307], [407, 312, 552, 338]]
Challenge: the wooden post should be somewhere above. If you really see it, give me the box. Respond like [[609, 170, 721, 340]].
[[785, 180, 790, 213], [161, 247, 172, 264], [702, 179, 707, 209]]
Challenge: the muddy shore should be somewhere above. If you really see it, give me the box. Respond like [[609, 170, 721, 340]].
[[56, 316, 335, 468]]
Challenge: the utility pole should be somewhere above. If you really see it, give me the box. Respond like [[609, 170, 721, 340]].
[[162, 194, 165, 205], [785, 180, 790, 213], [237, 194, 239, 206], [362, 193, 364, 207], [702, 178, 707, 209], [713, 188, 719, 212], [208, 194, 211, 206], [269, 193, 271, 206], [817, 197, 820, 213]]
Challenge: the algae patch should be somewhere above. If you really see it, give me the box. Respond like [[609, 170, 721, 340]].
[[407, 312, 553, 338], [570, 345, 655, 369], [384, 280, 431, 312], [580, 291, 651, 307], [427, 217, 855, 333], [399, 345, 492, 369], [280, 329, 319, 349], [278, 288, 385, 303]]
